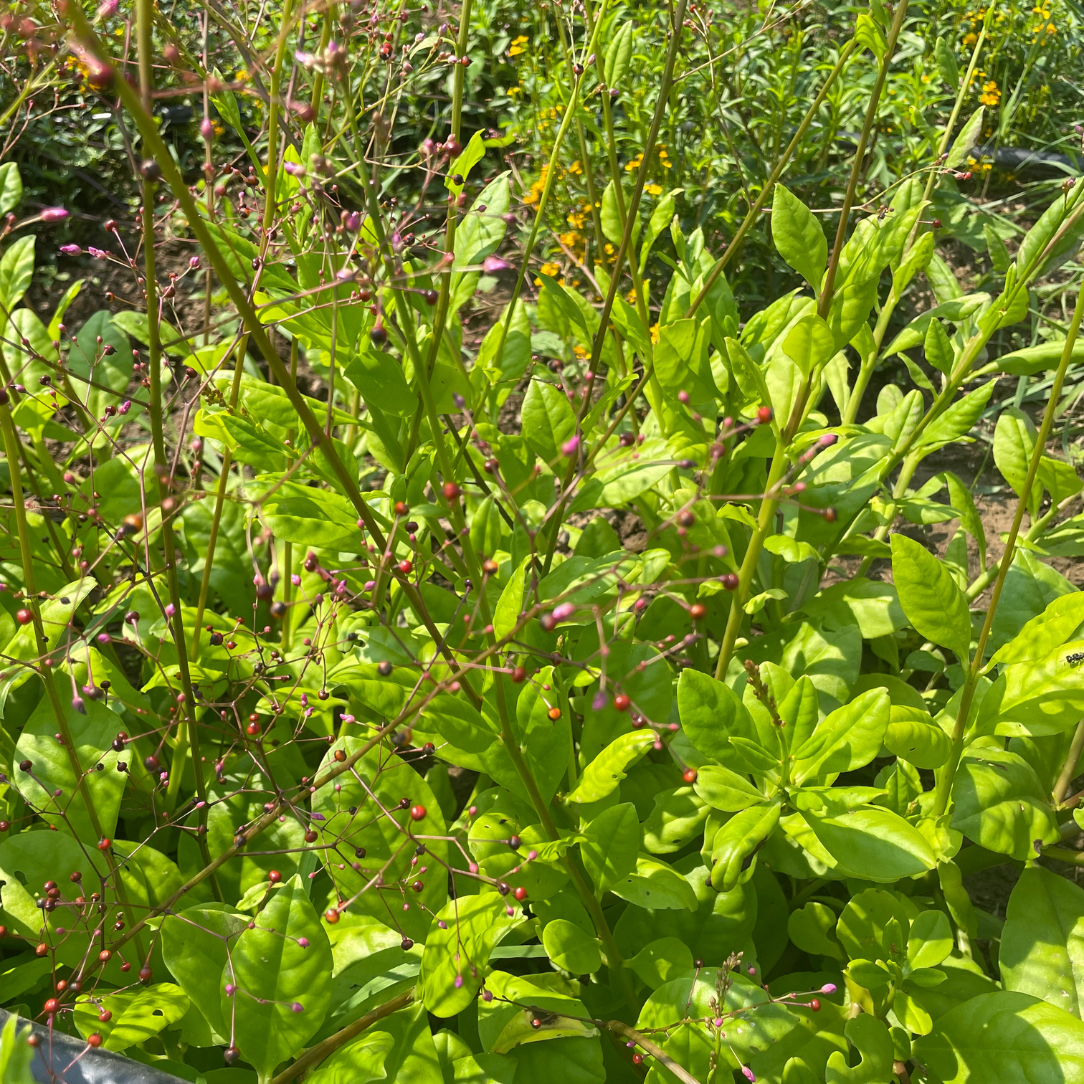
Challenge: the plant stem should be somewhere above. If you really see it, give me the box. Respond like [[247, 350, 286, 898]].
[[268, 990, 414, 1084], [1055, 720, 1084, 807], [933, 270, 1084, 817]]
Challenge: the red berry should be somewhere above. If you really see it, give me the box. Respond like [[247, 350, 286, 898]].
[[511, 666, 526, 683], [43, 998, 59, 1014], [394, 501, 409, 515], [547, 706, 561, 720], [677, 510, 695, 527], [633, 1054, 643, 1065], [304, 830, 318, 843], [443, 482, 461, 500], [398, 559, 413, 574], [15, 608, 32, 625], [120, 962, 131, 972], [324, 908, 340, 924], [98, 950, 111, 963], [690, 603, 707, 620], [612, 694, 631, 712], [756, 406, 772, 424], [87, 1034, 102, 1047], [97, 838, 111, 851], [246, 721, 261, 736], [410, 804, 426, 821], [268, 870, 281, 883], [683, 768, 698, 784], [810, 998, 821, 1011], [98, 1010, 112, 1023], [513, 886, 527, 901]]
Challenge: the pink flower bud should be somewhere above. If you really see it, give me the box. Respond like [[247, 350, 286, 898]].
[[199, 118, 214, 141], [820, 983, 837, 994], [41, 207, 69, 222], [284, 161, 306, 177], [59, 244, 81, 255], [551, 603, 575, 621], [483, 255, 510, 272], [561, 434, 580, 457]]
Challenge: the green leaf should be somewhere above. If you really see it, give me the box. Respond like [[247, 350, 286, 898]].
[[997, 338, 1084, 376], [917, 379, 996, 453], [418, 893, 519, 1017], [627, 937, 695, 989], [567, 730, 656, 803], [0, 163, 22, 217], [994, 407, 1037, 501], [801, 806, 938, 881], [788, 901, 844, 960], [950, 748, 1059, 860], [229, 876, 334, 1081], [446, 131, 486, 194], [603, 23, 634, 88], [542, 919, 602, 974], [694, 765, 767, 812], [791, 688, 890, 783], [991, 592, 1084, 667], [925, 318, 955, 375], [891, 534, 972, 661], [609, 855, 698, 911], [0, 237, 34, 313], [782, 313, 836, 378], [1001, 866, 1084, 1017], [677, 667, 755, 763], [344, 348, 415, 417], [0, 1015, 34, 1084], [580, 802, 640, 892], [935, 37, 960, 88], [14, 695, 127, 845], [709, 801, 782, 891], [884, 706, 952, 768], [771, 185, 828, 290], [945, 107, 985, 171], [162, 904, 247, 1038], [74, 984, 190, 1052], [521, 379, 576, 462], [826, 1014, 894, 1084], [914, 990, 1084, 1083]]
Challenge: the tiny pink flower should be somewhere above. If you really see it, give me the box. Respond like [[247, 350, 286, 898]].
[[41, 207, 69, 222]]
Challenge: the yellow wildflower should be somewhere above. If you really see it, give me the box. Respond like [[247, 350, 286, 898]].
[[558, 230, 581, 247], [645, 183, 662, 196], [539, 262, 560, 277], [625, 153, 644, 173], [573, 344, 589, 359], [509, 35, 528, 56], [979, 79, 1000, 106], [650, 323, 660, 344], [962, 31, 977, 44], [568, 160, 583, 175]]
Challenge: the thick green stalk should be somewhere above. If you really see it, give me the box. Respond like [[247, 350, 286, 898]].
[[933, 274, 1084, 817], [1055, 720, 1084, 807]]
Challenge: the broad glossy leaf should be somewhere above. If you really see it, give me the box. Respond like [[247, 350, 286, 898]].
[[580, 802, 639, 892], [792, 688, 890, 783], [1001, 866, 1084, 1017], [950, 747, 1058, 860], [884, 705, 952, 768], [0, 237, 34, 311], [694, 765, 767, 811], [802, 807, 938, 882], [641, 786, 709, 853], [677, 668, 756, 763], [709, 801, 782, 891], [990, 592, 1084, 667], [73, 984, 189, 1052], [566, 730, 655, 803], [162, 904, 247, 1037], [914, 990, 1084, 1083], [891, 534, 972, 661], [228, 876, 334, 1080], [418, 893, 519, 1017], [609, 855, 698, 911], [521, 379, 576, 463], [825, 1014, 894, 1084], [542, 919, 602, 974], [627, 936, 695, 989], [14, 695, 126, 845], [772, 185, 828, 290], [0, 163, 21, 216]]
